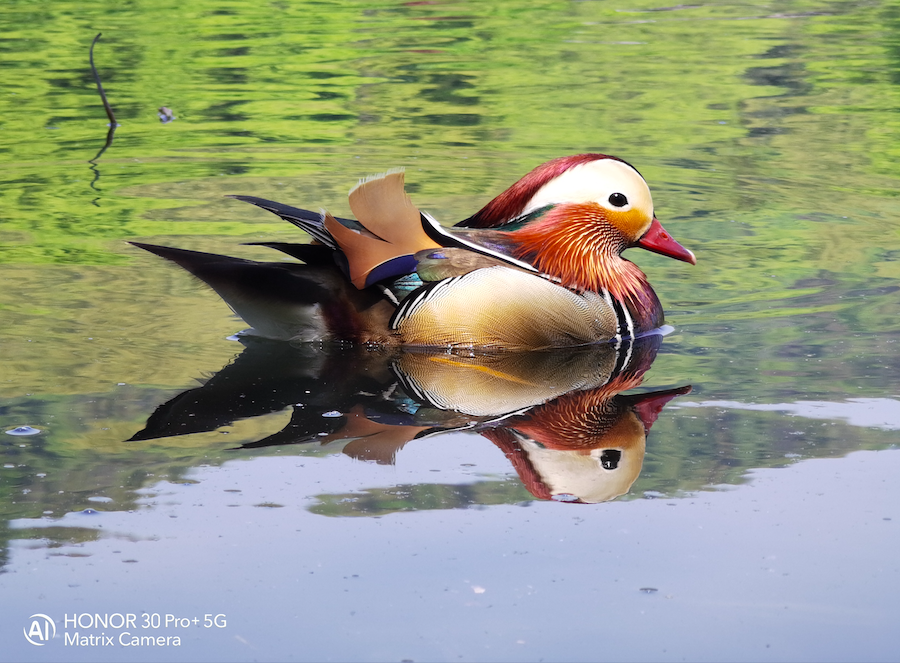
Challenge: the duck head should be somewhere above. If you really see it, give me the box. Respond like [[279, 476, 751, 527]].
[[459, 154, 695, 308]]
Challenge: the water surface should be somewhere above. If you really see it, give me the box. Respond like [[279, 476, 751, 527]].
[[1, 0, 898, 661]]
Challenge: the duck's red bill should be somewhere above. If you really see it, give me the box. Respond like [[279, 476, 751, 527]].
[[636, 218, 696, 265]]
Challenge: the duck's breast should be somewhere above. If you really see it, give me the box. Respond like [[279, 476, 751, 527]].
[[390, 266, 622, 349]]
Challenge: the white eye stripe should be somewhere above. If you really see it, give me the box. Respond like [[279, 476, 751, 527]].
[[601, 199, 632, 213], [522, 159, 652, 217]]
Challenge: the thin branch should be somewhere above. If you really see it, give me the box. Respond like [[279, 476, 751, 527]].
[[88, 33, 117, 166], [89, 33, 117, 127], [89, 123, 117, 164]]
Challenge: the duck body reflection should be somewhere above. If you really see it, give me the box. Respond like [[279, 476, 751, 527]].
[[131, 335, 689, 503]]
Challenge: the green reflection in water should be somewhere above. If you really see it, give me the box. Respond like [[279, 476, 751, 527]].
[[0, 0, 899, 533], [310, 478, 535, 518]]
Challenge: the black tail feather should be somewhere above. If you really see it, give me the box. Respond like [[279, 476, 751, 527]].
[[228, 195, 355, 249], [243, 241, 336, 265]]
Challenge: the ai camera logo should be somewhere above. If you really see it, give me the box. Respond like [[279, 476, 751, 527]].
[[24, 614, 56, 646]]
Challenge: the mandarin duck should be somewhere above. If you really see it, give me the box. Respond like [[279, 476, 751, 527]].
[[132, 154, 695, 349]]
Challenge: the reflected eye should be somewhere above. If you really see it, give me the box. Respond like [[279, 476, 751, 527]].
[[600, 449, 622, 470], [608, 193, 628, 208]]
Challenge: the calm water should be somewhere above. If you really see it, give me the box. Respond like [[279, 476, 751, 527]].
[[1, 0, 899, 661]]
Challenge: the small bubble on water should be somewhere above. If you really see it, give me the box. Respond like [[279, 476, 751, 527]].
[[551, 493, 580, 503], [81, 508, 100, 515], [6, 426, 40, 436], [640, 587, 658, 594], [322, 410, 343, 418]]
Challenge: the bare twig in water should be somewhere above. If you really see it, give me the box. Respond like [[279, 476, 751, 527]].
[[90, 33, 116, 127], [89, 33, 117, 166]]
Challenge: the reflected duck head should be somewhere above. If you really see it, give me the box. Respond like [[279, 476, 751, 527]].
[[486, 384, 692, 503]]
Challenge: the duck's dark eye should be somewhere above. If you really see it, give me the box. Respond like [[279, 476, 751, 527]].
[[608, 193, 628, 207], [600, 449, 622, 470]]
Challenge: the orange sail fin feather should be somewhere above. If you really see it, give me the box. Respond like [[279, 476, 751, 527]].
[[325, 171, 440, 289], [132, 154, 695, 348], [347, 171, 433, 249]]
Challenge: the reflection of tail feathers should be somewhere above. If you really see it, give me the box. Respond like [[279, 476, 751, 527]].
[[321, 405, 428, 464], [233, 406, 344, 450], [233, 402, 430, 460]]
